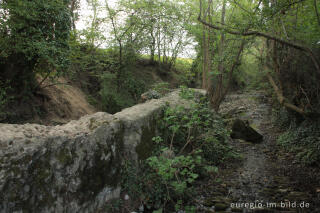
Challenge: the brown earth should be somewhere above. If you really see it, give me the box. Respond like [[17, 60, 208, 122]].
[[36, 77, 97, 125]]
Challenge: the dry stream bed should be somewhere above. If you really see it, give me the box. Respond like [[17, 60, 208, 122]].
[[194, 91, 320, 213]]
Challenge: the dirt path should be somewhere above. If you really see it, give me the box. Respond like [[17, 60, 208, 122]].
[[198, 91, 320, 213]]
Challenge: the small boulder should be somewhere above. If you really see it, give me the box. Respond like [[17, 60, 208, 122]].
[[230, 119, 263, 143]]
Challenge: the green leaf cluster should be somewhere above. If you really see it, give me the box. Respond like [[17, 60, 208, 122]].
[[0, 0, 71, 92]]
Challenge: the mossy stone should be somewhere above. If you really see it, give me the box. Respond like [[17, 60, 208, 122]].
[[136, 119, 157, 160], [56, 148, 72, 165]]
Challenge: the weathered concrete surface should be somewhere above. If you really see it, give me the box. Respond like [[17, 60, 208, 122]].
[[0, 89, 204, 213]]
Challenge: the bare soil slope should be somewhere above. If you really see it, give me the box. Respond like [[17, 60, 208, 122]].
[[36, 77, 97, 125]]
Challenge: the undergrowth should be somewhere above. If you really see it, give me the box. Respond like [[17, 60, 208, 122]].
[[0, 81, 13, 121], [273, 107, 320, 166], [119, 89, 238, 212], [100, 72, 146, 114]]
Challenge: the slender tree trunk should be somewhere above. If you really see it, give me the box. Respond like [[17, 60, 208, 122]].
[[206, 2, 214, 90], [117, 40, 123, 92], [162, 36, 166, 64], [202, 24, 207, 89], [150, 29, 156, 63], [70, 0, 77, 33], [266, 71, 305, 115], [206, 28, 211, 89], [157, 21, 161, 66], [217, 0, 226, 75], [222, 40, 245, 97], [90, 0, 98, 47], [209, 0, 226, 111]]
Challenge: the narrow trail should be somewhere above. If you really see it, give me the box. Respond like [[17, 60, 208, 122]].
[[199, 91, 320, 213], [222, 92, 273, 204]]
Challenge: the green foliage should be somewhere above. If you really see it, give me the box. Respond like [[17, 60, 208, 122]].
[[121, 93, 237, 211], [68, 42, 118, 78], [100, 73, 125, 114], [152, 82, 170, 96], [68, 41, 147, 114], [277, 120, 320, 166], [153, 208, 163, 213], [121, 146, 201, 211], [148, 149, 201, 194], [202, 128, 238, 164], [123, 74, 146, 101], [0, 0, 71, 92], [121, 161, 168, 211], [99, 71, 146, 114], [174, 58, 196, 86], [179, 86, 195, 100], [236, 41, 267, 90]]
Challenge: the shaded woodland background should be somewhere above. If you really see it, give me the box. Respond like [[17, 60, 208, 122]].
[[1, 0, 320, 211]]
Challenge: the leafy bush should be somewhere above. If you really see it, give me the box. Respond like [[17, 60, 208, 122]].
[[152, 82, 170, 96], [121, 139, 204, 212], [121, 160, 169, 211], [202, 129, 238, 164], [99, 71, 146, 114], [179, 86, 195, 100], [99, 73, 136, 114], [147, 148, 201, 195], [123, 73, 146, 101], [121, 93, 237, 211], [0, 0, 71, 93]]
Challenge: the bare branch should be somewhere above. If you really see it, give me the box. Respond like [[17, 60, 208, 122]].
[[266, 72, 305, 115], [197, 11, 320, 74]]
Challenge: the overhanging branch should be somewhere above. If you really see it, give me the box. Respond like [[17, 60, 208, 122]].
[[197, 6, 320, 74], [266, 72, 305, 115]]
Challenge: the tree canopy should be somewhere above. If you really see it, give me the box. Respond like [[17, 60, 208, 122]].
[[0, 0, 71, 93]]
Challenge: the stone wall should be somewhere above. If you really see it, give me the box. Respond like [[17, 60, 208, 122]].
[[0, 90, 203, 213]]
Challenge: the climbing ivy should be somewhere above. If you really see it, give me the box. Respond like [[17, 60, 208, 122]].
[[0, 0, 71, 92]]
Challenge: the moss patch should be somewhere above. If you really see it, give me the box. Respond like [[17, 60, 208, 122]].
[[79, 126, 124, 203], [135, 119, 157, 161], [89, 118, 111, 131], [56, 148, 73, 165]]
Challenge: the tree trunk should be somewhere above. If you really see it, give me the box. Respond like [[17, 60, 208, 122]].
[[157, 21, 161, 67], [202, 24, 207, 89], [70, 0, 77, 33], [208, 0, 226, 111], [206, 2, 214, 90], [117, 40, 123, 92], [150, 29, 156, 63], [266, 72, 305, 115], [217, 0, 226, 76]]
